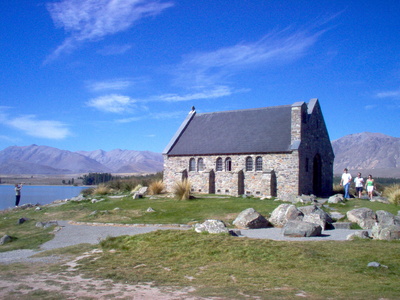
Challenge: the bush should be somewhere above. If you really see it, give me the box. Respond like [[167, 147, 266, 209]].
[[383, 184, 400, 205], [148, 180, 165, 195], [92, 184, 111, 195], [173, 179, 191, 200]]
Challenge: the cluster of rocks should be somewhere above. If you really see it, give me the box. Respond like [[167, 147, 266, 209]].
[[346, 208, 400, 240], [194, 203, 400, 241]]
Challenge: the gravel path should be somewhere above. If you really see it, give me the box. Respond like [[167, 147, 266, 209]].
[[0, 221, 358, 264]]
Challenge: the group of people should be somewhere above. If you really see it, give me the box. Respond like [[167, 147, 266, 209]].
[[340, 168, 375, 199]]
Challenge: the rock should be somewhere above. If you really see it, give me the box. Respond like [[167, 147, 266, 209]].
[[91, 198, 105, 203], [146, 207, 156, 212], [346, 230, 371, 240], [371, 224, 400, 240], [328, 194, 344, 204], [330, 212, 345, 220], [368, 262, 388, 268], [282, 221, 322, 237], [367, 262, 381, 267], [233, 208, 270, 229], [194, 220, 229, 234], [298, 205, 333, 230], [0, 235, 12, 245], [294, 194, 316, 204], [375, 210, 400, 227], [269, 204, 303, 227], [346, 208, 377, 229], [35, 221, 59, 228], [370, 196, 390, 204], [70, 195, 85, 201], [17, 217, 29, 225], [228, 229, 242, 236], [35, 207, 41, 211]]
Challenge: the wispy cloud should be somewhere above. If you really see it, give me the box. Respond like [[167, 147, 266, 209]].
[[376, 89, 400, 99], [155, 85, 233, 102], [45, 0, 174, 63], [86, 94, 136, 113], [86, 79, 135, 92], [115, 110, 186, 123], [173, 28, 323, 88], [6, 115, 71, 139]]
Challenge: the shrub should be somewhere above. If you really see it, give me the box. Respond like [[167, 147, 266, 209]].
[[92, 184, 111, 195], [173, 179, 191, 200], [383, 184, 400, 205], [148, 180, 165, 195]]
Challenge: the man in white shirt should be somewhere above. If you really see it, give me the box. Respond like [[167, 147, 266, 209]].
[[340, 168, 352, 199]]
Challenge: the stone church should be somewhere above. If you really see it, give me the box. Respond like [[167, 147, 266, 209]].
[[163, 98, 334, 199]]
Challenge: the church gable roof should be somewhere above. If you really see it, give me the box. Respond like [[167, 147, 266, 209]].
[[165, 104, 293, 155]]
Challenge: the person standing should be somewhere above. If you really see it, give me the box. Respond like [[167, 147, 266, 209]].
[[15, 183, 22, 206], [365, 175, 375, 200], [354, 173, 364, 198], [340, 168, 352, 199]]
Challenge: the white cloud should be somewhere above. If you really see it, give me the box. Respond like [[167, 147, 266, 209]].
[[156, 86, 233, 102], [364, 105, 377, 110], [86, 94, 136, 113], [173, 28, 322, 88], [376, 89, 400, 99], [86, 79, 134, 92], [45, 0, 174, 62], [6, 115, 71, 139]]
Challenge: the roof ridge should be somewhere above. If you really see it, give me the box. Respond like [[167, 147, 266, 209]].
[[196, 104, 292, 115]]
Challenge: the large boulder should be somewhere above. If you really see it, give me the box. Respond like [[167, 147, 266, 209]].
[[346, 230, 371, 240], [269, 204, 303, 227], [371, 225, 400, 240], [376, 210, 400, 227], [194, 220, 229, 234], [298, 205, 333, 230], [233, 208, 270, 229], [282, 221, 322, 237], [328, 194, 344, 204], [346, 208, 377, 229], [0, 235, 12, 245]]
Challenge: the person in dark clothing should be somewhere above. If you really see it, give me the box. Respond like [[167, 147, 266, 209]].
[[15, 184, 22, 206]]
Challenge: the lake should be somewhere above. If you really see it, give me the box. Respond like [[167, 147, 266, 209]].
[[0, 185, 90, 210]]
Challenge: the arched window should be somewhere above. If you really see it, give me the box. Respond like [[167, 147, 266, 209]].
[[197, 158, 205, 171], [189, 158, 196, 171], [225, 157, 232, 171], [256, 156, 263, 171], [216, 157, 223, 171], [246, 157, 253, 171]]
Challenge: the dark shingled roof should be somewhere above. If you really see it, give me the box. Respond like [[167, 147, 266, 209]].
[[166, 105, 293, 155]]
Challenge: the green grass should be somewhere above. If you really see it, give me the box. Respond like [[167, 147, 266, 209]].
[[75, 230, 400, 299], [1, 194, 400, 299]]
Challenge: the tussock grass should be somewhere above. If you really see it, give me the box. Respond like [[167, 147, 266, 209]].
[[173, 179, 191, 200], [148, 180, 165, 195], [383, 184, 400, 205], [91, 184, 111, 195]]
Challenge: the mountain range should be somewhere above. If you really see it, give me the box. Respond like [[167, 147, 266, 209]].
[[0, 145, 163, 175], [0, 132, 399, 177]]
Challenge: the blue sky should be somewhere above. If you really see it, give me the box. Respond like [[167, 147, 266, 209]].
[[1, 0, 399, 153]]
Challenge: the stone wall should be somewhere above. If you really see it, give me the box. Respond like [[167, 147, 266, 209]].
[[163, 152, 300, 199]]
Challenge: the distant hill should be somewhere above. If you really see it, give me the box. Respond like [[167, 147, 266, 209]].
[[332, 132, 400, 178], [0, 145, 163, 175]]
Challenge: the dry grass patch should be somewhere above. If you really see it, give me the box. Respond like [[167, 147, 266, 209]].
[[383, 184, 400, 205], [173, 179, 191, 200], [148, 180, 165, 195]]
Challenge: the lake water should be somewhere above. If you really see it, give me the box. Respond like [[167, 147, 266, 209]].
[[0, 185, 89, 210]]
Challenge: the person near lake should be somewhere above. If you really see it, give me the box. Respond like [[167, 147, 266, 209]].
[[15, 183, 23, 206], [365, 175, 375, 200], [340, 168, 352, 199], [354, 172, 364, 198]]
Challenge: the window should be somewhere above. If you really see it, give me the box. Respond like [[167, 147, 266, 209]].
[[256, 156, 263, 171], [225, 157, 232, 171], [216, 157, 223, 171], [197, 158, 204, 171], [189, 158, 195, 171], [246, 157, 253, 171]]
